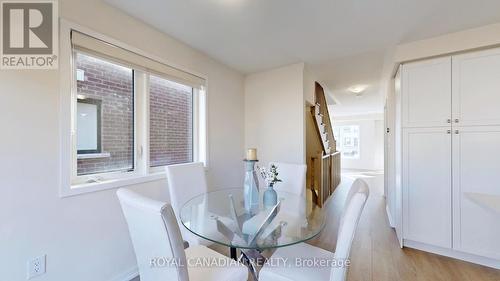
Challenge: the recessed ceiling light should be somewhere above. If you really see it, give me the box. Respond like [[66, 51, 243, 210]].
[[348, 85, 367, 94]]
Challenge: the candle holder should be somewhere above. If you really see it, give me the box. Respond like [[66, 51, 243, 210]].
[[243, 159, 260, 215]]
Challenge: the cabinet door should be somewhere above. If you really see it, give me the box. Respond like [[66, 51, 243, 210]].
[[403, 127, 452, 248], [402, 57, 452, 128], [452, 126, 500, 259], [453, 48, 500, 126]]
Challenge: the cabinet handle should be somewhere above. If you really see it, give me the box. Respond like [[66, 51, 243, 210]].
[[447, 130, 451, 134], [455, 130, 459, 134], [454, 119, 459, 123], [447, 119, 451, 123]]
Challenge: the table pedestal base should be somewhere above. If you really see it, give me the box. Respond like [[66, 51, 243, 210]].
[[238, 248, 266, 281]]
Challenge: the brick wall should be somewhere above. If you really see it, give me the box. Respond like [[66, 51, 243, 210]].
[[75, 52, 194, 175], [76, 53, 134, 175], [149, 75, 193, 167]]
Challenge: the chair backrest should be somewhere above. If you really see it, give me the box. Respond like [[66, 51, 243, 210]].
[[330, 178, 369, 281], [117, 189, 189, 281], [268, 162, 307, 197], [166, 162, 208, 213], [165, 162, 208, 245], [309, 176, 354, 251]]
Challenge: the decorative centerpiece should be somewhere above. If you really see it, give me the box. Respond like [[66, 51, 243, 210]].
[[259, 164, 282, 209], [243, 148, 260, 215]]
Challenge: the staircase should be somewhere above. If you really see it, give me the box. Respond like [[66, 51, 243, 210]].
[[313, 103, 334, 154], [308, 82, 341, 207]]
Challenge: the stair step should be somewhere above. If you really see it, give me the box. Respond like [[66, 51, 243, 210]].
[[319, 124, 326, 134], [314, 105, 321, 115], [312, 103, 333, 155], [315, 115, 323, 126]]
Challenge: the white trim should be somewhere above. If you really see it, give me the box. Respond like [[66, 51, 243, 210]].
[[134, 70, 147, 175], [61, 173, 166, 198], [385, 204, 395, 228], [77, 152, 111, 159], [59, 18, 74, 197], [195, 87, 208, 167], [108, 267, 139, 281], [404, 239, 500, 270], [202, 85, 210, 170]]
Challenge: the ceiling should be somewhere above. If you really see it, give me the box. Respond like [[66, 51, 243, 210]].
[[105, 0, 500, 115], [311, 50, 387, 116]]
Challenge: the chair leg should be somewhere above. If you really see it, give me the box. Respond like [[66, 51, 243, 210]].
[[230, 247, 237, 260]]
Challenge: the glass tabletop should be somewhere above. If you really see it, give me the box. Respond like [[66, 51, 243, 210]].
[[180, 188, 326, 250]]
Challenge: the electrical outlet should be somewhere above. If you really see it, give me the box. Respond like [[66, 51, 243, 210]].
[[27, 255, 46, 279]]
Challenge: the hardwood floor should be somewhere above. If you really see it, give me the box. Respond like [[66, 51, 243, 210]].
[[345, 171, 500, 281], [135, 171, 500, 281]]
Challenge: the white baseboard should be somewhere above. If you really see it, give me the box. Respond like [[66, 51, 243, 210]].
[[109, 267, 139, 281], [385, 204, 395, 228], [404, 239, 500, 270]]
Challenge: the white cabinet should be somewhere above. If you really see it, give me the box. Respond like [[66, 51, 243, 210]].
[[452, 126, 500, 260], [396, 48, 500, 268], [453, 48, 500, 126], [402, 57, 451, 128], [402, 127, 452, 248]]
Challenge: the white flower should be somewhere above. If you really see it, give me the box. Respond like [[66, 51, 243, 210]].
[[257, 164, 282, 187]]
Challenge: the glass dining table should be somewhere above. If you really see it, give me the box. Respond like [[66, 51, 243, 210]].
[[180, 188, 326, 280]]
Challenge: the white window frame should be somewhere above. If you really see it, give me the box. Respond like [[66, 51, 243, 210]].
[[59, 20, 208, 197]]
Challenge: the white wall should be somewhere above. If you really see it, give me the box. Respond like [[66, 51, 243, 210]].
[[303, 64, 321, 105], [333, 114, 384, 171], [0, 0, 245, 280], [244, 63, 305, 165]]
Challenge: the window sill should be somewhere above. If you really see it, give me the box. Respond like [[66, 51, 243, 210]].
[[61, 172, 166, 198], [77, 152, 111, 159]]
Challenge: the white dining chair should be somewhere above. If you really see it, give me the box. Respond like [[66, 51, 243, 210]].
[[259, 178, 369, 281], [165, 162, 209, 246], [117, 188, 248, 281], [268, 162, 306, 197], [266, 162, 307, 223]]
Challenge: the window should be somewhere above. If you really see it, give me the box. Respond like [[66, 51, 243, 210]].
[[75, 53, 134, 175], [149, 75, 193, 167], [333, 125, 360, 159], [61, 24, 207, 195]]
